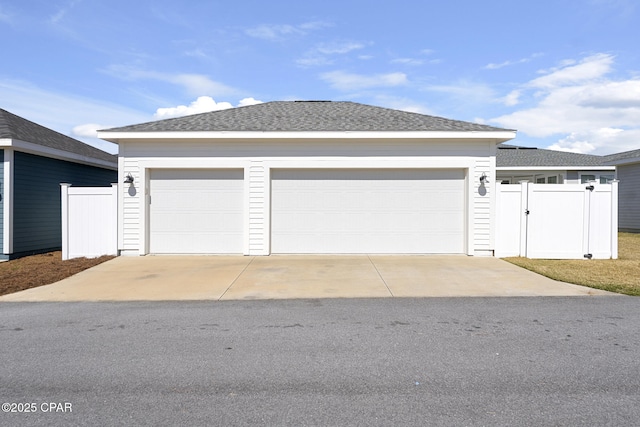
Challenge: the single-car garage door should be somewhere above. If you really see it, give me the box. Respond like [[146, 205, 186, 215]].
[[149, 169, 244, 254], [271, 169, 465, 254]]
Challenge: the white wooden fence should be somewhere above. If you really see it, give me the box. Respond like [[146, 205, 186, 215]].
[[495, 181, 618, 259], [61, 183, 118, 260]]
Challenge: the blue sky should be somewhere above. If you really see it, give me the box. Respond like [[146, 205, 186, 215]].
[[1, 0, 639, 155]]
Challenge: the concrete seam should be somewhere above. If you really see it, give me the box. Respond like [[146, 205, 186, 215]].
[[367, 254, 393, 297], [218, 256, 256, 301]]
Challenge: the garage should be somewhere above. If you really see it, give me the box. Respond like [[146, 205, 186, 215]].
[[100, 101, 517, 256], [271, 169, 466, 254], [149, 169, 244, 254]]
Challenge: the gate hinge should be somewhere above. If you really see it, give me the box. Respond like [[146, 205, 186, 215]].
[[585, 185, 594, 191], [524, 209, 530, 215], [584, 253, 593, 259]]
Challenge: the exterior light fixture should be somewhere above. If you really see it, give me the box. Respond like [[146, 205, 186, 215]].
[[124, 173, 134, 184]]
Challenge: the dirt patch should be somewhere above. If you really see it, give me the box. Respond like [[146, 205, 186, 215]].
[[0, 252, 115, 296]]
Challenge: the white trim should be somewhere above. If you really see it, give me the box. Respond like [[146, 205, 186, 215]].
[[117, 155, 125, 250], [132, 157, 477, 256], [139, 167, 148, 255], [488, 155, 496, 253], [139, 161, 251, 255], [0, 138, 116, 169], [263, 167, 272, 256], [99, 130, 516, 143], [243, 165, 250, 255], [466, 167, 473, 256], [3, 148, 13, 254], [60, 183, 71, 260]]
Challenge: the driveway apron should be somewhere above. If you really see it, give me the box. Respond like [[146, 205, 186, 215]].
[[0, 255, 613, 302]]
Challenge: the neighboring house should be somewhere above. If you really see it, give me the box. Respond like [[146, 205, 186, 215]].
[[98, 101, 516, 257], [603, 149, 640, 232], [496, 144, 615, 184], [1, 109, 118, 260]]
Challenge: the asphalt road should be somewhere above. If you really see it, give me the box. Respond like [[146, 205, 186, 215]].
[[1, 296, 638, 426]]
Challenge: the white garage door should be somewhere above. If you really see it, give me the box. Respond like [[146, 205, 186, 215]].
[[149, 169, 243, 254], [271, 169, 465, 254]]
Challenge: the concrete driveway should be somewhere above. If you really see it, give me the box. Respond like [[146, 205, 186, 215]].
[[0, 255, 613, 302]]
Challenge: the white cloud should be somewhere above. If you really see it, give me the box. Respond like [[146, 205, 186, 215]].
[[320, 71, 408, 91], [154, 96, 263, 119], [503, 90, 521, 106], [105, 65, 237, 97], [423, 80, 496, 104], [547, 128, 640, 155], [391, 58, 423, 66], [491, 53, 640, 154], [71, 123, 104, 138], [371, 95, 434, 115], [484, 53, 543, 70], [49, 0, 81, 25], [296, 57, 333, 67], [245, 21, 331, 41], [0, 77, 148, 154], [297, 21, 332, 31], [238, 97, 263, 107], [315, 42, 364, 55], [528, 53, 613, 88], [296, 41, 365, 68], [245, 24, 302, 40], [169, 74, 236, 97]]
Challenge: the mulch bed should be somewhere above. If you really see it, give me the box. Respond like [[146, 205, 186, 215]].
[[0, 251, 115, 296]]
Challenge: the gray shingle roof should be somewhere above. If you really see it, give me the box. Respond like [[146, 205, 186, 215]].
[[497, 144, 606, 167], [602, 148, 640, 164], [0, 108, 116, 164], [103, 101, 514, 133]]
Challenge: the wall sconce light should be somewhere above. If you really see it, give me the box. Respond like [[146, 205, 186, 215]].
[[124, 173, 135, 184], [480, 173, 489, 184]]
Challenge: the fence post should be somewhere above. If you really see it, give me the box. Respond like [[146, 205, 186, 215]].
[[110, 183, 118, 256], [60, 183, 71, 261], [611, 180, 619, 259], [519, 181, 529, 257]]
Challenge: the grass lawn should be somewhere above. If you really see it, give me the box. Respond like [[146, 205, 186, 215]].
[[0, 252, 114, 296], [504, 232, 640, 296]]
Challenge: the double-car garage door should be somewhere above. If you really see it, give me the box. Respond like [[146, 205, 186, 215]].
[[149, 168, 465, 254]]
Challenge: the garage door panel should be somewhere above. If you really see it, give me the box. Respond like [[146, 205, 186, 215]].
[[149, 169, 243, 254], [271, 169, 465, 254]]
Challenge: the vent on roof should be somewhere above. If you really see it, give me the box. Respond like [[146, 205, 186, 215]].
[[498, 146, 537, 150]]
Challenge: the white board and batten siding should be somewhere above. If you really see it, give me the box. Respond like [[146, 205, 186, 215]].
[[117, 138, 498, 256]]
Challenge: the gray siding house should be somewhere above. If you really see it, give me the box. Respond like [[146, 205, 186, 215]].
[[1, 109, 117, 260], [496, 144, 615, 184], [497, 143, 640, 232], [604, 149, 640, 232]]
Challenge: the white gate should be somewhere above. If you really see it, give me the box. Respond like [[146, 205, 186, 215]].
[[495, 182, 618, 259], [61, 183, 118, 260]]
